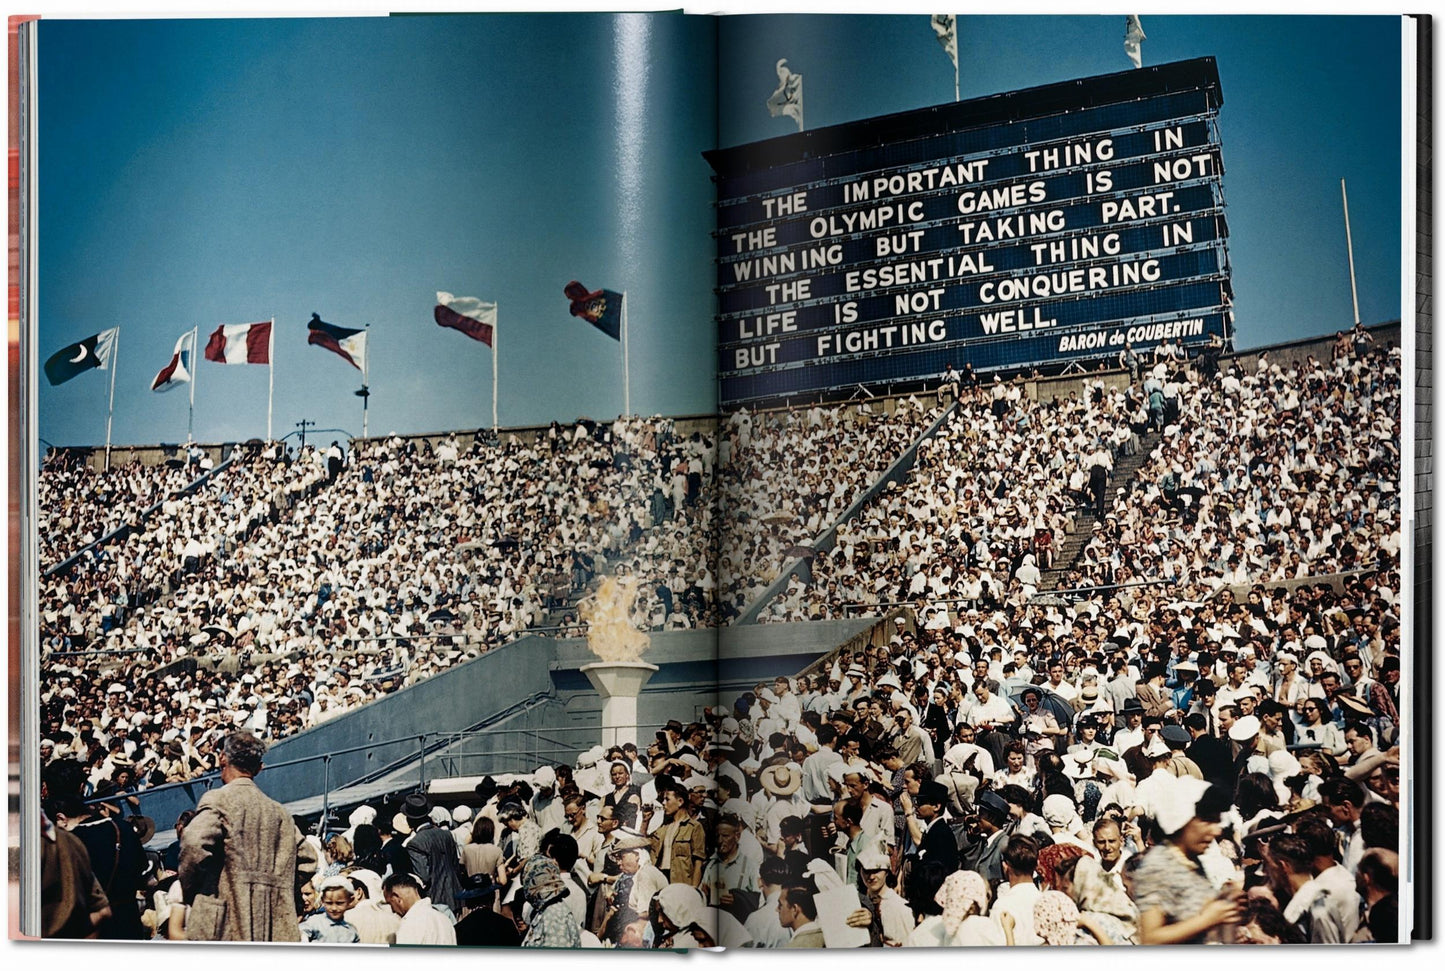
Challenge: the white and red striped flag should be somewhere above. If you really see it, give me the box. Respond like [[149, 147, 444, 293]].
[[204, 321, 272, 365], [151, 330, 195, 392]]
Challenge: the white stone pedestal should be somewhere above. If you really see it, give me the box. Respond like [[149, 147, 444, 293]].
[[580, 661, 659, 749]]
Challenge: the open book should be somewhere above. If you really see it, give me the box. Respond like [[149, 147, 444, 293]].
[[12, 9, 1431, 950]]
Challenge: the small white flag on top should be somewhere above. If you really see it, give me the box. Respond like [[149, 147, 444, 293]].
[[766, 59, 804, 132], [1124, 15, 1146, 69], [931, 14, 957, 69]]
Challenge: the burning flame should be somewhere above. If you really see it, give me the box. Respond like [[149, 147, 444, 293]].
[[580, 575, 651, 663]]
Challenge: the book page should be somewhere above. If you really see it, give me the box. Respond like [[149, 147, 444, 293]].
[[708, 11, 1415, 949], [21, 9, 726, 948]]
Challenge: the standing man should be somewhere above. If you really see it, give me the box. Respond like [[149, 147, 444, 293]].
[[647, 783, 707, 887], [177, 731, 304, 942], [402, 793, 463, 915]]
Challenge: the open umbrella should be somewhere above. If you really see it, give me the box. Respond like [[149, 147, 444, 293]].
[[1009, 683, 1074, 726]]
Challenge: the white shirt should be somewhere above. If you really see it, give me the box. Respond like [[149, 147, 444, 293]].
[[991, 881, 1041, 946], [396, 898, 457, 945]]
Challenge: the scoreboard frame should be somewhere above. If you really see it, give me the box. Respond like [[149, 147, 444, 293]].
[[704, 57, 1232, 409]]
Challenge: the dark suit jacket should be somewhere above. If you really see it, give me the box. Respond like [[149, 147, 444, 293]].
[[959, 826, 1010, 885], [919, 817, 960, 872], [1187, 734, 1234, 787]]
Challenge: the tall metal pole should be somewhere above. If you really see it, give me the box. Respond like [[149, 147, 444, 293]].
[[186, 326, 198, 444], [362, 323, 370, 439], [266, 317, 275, 441], [622, 292, 630, 416], [492, 302, 499, 431], [104, 329, 119, 471], [1341, 179, 1362, 327]]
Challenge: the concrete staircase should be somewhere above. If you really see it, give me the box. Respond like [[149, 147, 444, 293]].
[[1040, 427, 1161, 591]]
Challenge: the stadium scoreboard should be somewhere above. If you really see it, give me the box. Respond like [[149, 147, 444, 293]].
[[705, 58, 1231, 408]]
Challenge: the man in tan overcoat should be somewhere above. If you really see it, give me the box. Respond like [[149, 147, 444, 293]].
[[178, 730, 306, 941]]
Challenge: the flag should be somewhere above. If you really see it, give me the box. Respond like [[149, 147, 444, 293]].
[[434, 292, 496, 347], [306, 313, 368, 371], [44, 328, 118, 386], [931, 14, 957, 69], [204, 321, 272, 365], [1124, 15, 1146, 69], [564, 281, 622, 341], [766, 59, 804, 132], [150, 330, 195, 392]]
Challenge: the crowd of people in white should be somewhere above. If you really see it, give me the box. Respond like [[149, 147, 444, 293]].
[[758, 375, 1144, 623], [38, 328, 1407, 948], [718, 399, 943, 619], [1059, 344, 1401, 598]]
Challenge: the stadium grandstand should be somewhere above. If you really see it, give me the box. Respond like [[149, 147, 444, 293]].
[[38, 322, 1405, 947]]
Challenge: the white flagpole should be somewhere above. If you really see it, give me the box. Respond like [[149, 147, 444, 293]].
[[187, 326, 198, 444], [267, 317, 275, 442], [622, 292, 630, 416], [362, 324, 371, 439], [1341, 179, 1361, 327], [492, 302, 499, 431], [104, 329, 119, 471]]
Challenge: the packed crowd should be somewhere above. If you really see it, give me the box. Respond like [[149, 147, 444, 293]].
[[39, 444, 330, 658], [37, 331, 1407, 947], [1058, 344, 1401, 597], [38, 450, 212, 569], [759, 376, 1142, 623], [717, 398, 943, 619], [39, 417, 720, 787], [42, 566, 1404, 946]]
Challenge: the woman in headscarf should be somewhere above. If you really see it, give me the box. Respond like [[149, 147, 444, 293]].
[[905, 869, 1003, 946], [1128, 778, 1245, 944], [519, 855, 580, 948], [1036, 842, 1088, 893], [653, 884, 714, 948], [1034, 890, 1107, 945]]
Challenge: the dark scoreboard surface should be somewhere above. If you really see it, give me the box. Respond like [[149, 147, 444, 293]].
[[705, 58, 1232, 408]]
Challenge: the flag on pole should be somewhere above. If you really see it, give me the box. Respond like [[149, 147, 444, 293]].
[[564, 281, 623, 340], [434, 292, 496, 346], [931, 14, 958, 69], [766, 59, 804, 132], [1124, 15, 1146, 69], [44, 328, 118, 386], [306, 313, 368, 371], [150, 330, 196, 392], [204, 321, 272, 365]]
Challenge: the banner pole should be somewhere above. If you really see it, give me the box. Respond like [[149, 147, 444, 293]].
[[362, 323, 370, 439], [1341, 178, 1362, 327], [267, 317, 275, 441], [492, 302, 499, 431], [187, 326, 198, 444], [104, 329, 118, 471], [622, 292, 630, 416]]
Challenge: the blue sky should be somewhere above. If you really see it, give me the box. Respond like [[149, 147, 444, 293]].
[[36, 12, 1403, 447]]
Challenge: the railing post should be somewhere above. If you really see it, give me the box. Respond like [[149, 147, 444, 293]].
[[321, 755, 331, 835], [418, 734, 427, 792]]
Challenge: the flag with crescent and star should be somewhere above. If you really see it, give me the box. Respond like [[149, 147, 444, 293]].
[[44, 328, 118, 386]]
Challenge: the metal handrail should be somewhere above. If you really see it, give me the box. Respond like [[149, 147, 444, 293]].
[[80, 722, 665, 821]]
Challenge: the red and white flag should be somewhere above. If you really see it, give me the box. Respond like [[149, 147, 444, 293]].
[[205, 321, 272, 365], [434, 292, 495, 347], [151, 330, 196, 392]]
